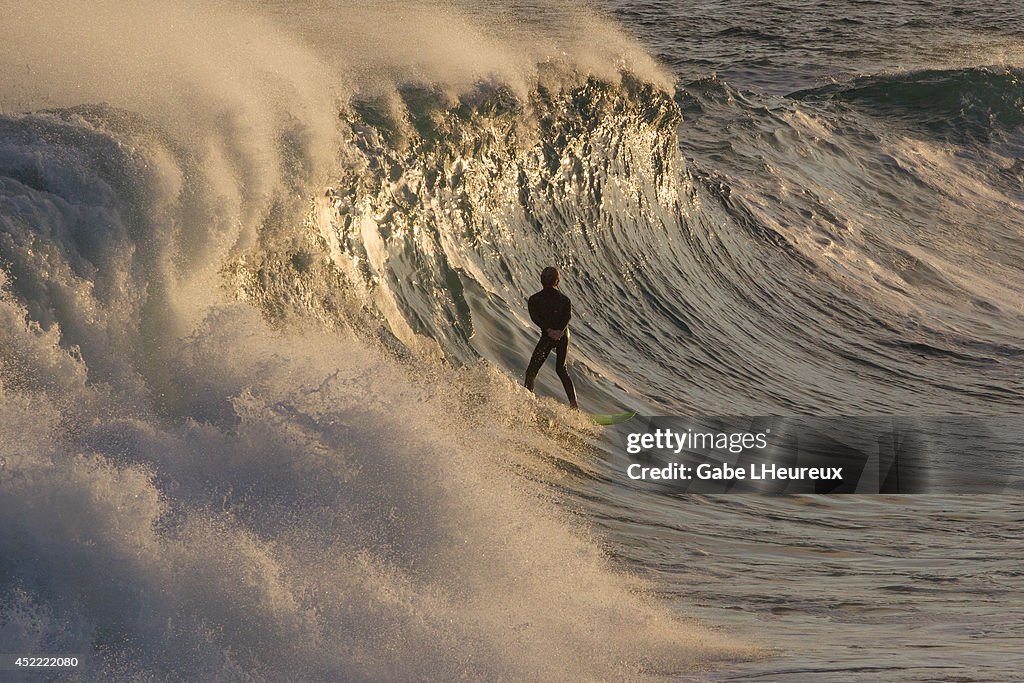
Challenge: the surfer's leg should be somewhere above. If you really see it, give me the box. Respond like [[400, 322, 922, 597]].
[[524, 335, 554, 391], [555, 332, 577, 407]]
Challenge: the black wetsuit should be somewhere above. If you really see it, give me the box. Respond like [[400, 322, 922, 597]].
[[524, 286, 577, 404]]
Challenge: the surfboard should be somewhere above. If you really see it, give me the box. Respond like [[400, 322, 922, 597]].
[[590, 411, 637, 426]]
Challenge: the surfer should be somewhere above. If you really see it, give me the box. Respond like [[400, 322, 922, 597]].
[[524, 266, 579, 409]]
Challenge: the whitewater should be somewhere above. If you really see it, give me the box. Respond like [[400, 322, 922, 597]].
[[1, 0, 1022, 680]]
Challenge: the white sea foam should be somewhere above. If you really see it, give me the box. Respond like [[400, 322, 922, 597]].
[[0, 286, 752, 679]]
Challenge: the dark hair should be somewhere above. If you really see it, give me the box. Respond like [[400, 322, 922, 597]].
[[540, 266, 559, 287]]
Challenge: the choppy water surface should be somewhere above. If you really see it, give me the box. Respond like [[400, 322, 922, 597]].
[[583, 3, 1024, 679]]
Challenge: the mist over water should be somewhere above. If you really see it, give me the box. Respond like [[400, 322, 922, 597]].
[[1, 0, 1022, 680]]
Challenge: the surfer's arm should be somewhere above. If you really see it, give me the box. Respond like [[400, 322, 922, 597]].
[[554, 298, 572, 331], [544, 301, 570, 339], [528, 296, 544, 329]]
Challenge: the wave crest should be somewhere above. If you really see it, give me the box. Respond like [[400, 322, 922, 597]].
[[790, 67, 1024, 138]]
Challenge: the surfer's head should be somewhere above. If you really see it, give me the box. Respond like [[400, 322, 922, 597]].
[[541, 266, 560, 288]]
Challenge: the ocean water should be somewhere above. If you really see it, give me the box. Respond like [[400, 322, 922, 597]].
[[0, 0, 1021, 680]]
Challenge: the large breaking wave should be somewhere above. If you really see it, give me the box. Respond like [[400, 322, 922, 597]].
[[0, 1, 751, 680], [1, 0, 1022, 679]]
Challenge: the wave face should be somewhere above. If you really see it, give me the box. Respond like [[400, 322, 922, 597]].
[[246, 67, 1021, 414], [1, 0, 1022, 680]]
